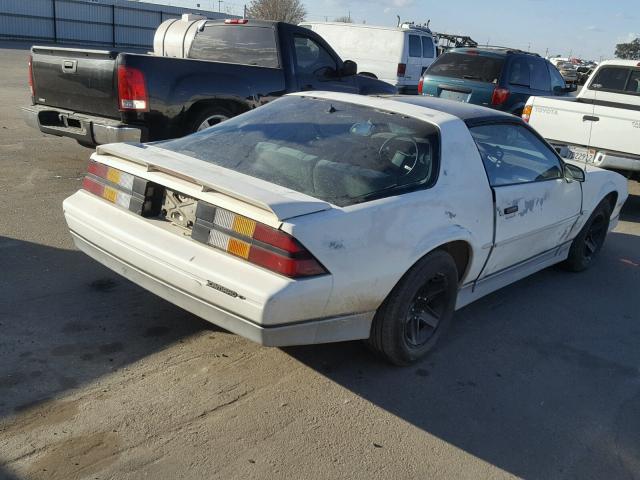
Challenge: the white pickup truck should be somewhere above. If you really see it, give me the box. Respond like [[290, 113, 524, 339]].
[[523, 60, 640, 178]]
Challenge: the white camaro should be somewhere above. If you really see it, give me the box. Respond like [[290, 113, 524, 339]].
[[63, 92, 628, 365]]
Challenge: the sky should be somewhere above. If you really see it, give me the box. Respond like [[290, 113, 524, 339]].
[[146, 0, 638, 61]]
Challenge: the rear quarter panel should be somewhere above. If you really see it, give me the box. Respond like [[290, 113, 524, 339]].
[[284, 119, 494, 317]]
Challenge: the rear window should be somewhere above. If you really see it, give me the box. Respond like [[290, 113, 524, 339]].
[[189, 25, 279, 68], [421, 36, 434, 58], [409, 35, 422, 57], [156, 97, 440, 207], [426, 52, 504, 83]]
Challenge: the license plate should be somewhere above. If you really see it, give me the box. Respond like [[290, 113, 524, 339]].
[[567, 146, 596, 163], [439, 89, 469, 102]]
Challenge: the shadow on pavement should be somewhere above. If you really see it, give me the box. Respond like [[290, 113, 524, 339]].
[[286, 230, 640, 479], [0, 236, 209, 420], [621, 193, 640, 223]]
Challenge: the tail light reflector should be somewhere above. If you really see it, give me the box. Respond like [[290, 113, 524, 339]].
[[491, 87, 510, 106], [117, 65, 148, 111], [82, 161, 162, 216], [28, 55, 34, 97], [192, 202, 327, 278], [397, 63, 406, 77], [418, 77, 424, 94], [521, 105, 532, 123]]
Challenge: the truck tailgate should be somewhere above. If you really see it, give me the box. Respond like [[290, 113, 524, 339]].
[[31, 46, 120, 118]]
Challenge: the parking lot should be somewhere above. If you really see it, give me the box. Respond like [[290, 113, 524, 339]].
[[1, 41, 640, 480]]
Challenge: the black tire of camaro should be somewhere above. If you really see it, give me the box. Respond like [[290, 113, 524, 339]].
[[563, 199, 612, 272], [367, 250, 459, 366], [188, 105, 234, 134]]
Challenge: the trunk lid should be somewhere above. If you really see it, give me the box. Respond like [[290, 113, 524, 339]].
[[96, 143, 332, 222], [31, 46, 120, 118]]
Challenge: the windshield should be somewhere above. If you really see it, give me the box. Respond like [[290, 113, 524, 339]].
[[156, 96, 440, 207], [426, 52, 504, 83]]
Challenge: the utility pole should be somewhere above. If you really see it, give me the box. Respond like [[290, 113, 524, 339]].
[[243, 4, 247, 18], [348, 10, 351, 22], [218, 0, 223, 12]]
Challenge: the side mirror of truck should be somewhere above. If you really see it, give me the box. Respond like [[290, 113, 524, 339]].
[[564, 163, 586, 182], [341, 60, 357, 77]]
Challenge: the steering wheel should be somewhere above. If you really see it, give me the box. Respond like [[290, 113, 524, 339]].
[[379, 135, 419, 175], [483, 143, 504, 167]]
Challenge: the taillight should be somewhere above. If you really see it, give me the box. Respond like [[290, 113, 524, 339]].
[[191, 202, 327, 278], [491, 87, 510, 106], [418, 77, 424, 94], [224, 19, 248, 24], [82, 161, 162, 216], [117, 65, 148, 111], [522, 105, 532, 123], [28, 55, 34, 97], [397, 63, 406, 77]]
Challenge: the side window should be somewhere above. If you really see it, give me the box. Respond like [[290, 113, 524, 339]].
[[590, 67, 629, 92], [625, 70, 640, 94], [548, 63, 566, 92], [508, 57, 531, 87], [293, 36, 337, 75], [409, 35, 422, 57], [529, 58, 551, 91], [470, 123, 563, 187], [421, 36, 434, 59]]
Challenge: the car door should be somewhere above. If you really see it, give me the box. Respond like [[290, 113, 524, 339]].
[[405, 34, 423, 87], [292, 35, 358, 93], [420, 35, 436, 75], [588, 66, 640, 157], [469, 122, 582, 278]]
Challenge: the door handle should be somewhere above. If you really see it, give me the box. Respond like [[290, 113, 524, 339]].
[[504, 205, 518, 215], [583, 115, 599, 122]]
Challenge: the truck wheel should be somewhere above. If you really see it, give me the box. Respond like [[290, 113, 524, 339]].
[[563, 200, 611, 272], [189, 106, 233, 133], [367, 250, 458, 366]]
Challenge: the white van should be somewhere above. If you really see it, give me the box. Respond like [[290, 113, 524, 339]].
[[299, 22, 438, 94]]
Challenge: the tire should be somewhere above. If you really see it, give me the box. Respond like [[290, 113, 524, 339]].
[[188, 106, 234, 134], [563, 199, 612, 272], [367, 250, 459, 366]]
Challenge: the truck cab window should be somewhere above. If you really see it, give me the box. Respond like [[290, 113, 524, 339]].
[[470, 123, 563, 187], [624, 70, 640, 94], [590, 67, 629, 92], [189, 25, 279, 68], [293, 36, 337, 75]]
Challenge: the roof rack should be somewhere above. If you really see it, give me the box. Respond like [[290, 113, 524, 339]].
[[466, 45, 541, 57], [433, 32, 478, 53], [400, 21, 433, 34]]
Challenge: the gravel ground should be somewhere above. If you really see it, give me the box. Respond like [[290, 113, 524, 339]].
[[1, 42, 639, 480]]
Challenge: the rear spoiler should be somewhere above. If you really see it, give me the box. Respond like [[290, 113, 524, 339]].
[[95, 143, 332, 221]]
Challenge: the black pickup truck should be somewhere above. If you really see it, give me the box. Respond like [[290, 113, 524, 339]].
[[22, 19, 396, 147]]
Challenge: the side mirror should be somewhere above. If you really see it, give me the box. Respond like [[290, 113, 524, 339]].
[[564, 163, 585, 182], [341, 60, 357, 77]]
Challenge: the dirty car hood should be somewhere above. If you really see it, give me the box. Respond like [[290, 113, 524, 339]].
[[96, 143, 333, 221]]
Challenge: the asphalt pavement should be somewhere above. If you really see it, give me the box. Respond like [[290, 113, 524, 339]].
[[1, 42, 639, 480]]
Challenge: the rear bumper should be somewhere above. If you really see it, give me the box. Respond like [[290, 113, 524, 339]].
[[594, 152, 640, 173], [63, 191, 373, 346], [21, 104, 143, 146]]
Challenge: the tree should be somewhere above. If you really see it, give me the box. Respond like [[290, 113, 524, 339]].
[[615, 38, 640, 60], [334, 16, 352, 23], [246, 0, 306, 24]]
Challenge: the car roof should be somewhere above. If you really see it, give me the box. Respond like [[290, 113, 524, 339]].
[[450, 47, 540, 58], [385, 95, 520, 127], [287, 91, 521, 128]]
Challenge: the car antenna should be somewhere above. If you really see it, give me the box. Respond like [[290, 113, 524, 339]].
[[327, 104, 337, 113]]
